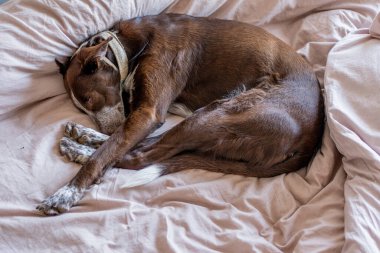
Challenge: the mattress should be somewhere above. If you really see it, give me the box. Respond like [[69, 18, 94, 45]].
[[0, 0, 379, 252]]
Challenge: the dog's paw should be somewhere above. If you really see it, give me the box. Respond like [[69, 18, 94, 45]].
[[36, 185, 84, 215], [60, 137, 95, 164], [64, 122, 109, 148]]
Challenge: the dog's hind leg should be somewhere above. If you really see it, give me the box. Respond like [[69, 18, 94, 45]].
[[159, 152, 308, 178], [119, 88, 308, 177]]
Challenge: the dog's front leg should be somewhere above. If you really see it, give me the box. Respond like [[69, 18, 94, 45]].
[[37, 50, 188, 215], [37, 106, 163, 215]]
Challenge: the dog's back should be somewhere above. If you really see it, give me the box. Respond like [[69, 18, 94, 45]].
[[118, 15, 316, 99], [117, 14, 324, 157]]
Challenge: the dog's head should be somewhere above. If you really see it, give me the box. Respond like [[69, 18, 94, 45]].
[[56, 37, 125, 135]]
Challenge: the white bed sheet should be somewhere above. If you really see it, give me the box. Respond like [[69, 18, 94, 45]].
[[0, 0, 379, 252]]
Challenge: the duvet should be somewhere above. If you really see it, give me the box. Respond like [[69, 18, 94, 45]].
[[0, 0, 379, 252]]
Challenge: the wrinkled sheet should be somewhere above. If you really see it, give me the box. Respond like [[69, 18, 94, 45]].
[[0, 0, 379, 252], [325, 13, 380, 252]]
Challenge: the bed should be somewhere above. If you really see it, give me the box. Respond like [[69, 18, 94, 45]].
[[0, 0, 379, 252]]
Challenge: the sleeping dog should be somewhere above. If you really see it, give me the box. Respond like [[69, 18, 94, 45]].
[[37, 14, 324, 215]]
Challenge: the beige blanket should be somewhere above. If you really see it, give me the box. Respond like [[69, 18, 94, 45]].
[[0, 0, 379, 252]]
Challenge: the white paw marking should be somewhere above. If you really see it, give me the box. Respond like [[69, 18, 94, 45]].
[[36, 185, 84, 215], [60, 137, 95, 165], [64, 122, 109, 148]]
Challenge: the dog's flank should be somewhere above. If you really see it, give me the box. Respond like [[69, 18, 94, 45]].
[[38, 14, 324, 215]]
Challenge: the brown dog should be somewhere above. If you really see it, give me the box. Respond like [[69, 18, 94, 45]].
[[37, 14, 324, 215]]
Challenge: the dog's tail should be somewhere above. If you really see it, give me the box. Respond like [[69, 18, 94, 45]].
[[121, 153, 306, 189], [121, 164, 166, 188]]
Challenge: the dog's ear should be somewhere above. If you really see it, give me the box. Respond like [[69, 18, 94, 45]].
[[90, 36, 113, 59], [55, 57, 70, 75], [82, 37, 113, 74]]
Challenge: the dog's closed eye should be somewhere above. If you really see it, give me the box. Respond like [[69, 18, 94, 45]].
[[82, 96, 91, 104], [77, 95, 92, 107]]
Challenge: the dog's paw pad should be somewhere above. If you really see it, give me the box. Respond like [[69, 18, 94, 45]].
[[64, 122, 85, 139], [64, 122, 75, 137], [71, 125, 81, 139], [77, 135, 91, 145]]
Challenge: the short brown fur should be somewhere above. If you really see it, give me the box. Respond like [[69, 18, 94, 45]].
[[40, 14, 324, 215]]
